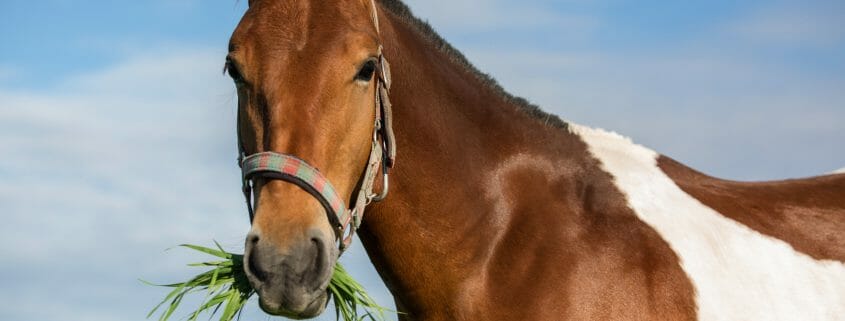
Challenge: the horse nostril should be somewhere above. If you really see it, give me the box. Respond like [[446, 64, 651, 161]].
[[310, 237, 324, 271], [304, 233, 330, 291], [247, 233, 259, 246], [249, 247, 271, 283], [244, 232, 270, 285]]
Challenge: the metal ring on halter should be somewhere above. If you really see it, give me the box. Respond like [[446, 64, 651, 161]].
[[370, 143, 390, 203], [370, 171, 389, 202]]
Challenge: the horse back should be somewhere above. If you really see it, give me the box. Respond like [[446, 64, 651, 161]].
[[572, 124, 845, 320], [658, 156, 845, 262]]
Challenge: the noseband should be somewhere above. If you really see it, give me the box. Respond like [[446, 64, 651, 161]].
[[237, 1, 396, 254]]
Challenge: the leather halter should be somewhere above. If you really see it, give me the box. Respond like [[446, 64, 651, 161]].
[[237, 2, 395, 253]]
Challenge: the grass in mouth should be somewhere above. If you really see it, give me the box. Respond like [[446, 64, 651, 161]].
[[144, 242, 390, 321]]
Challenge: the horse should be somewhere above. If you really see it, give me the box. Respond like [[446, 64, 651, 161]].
[[226, 0, 845, 320]]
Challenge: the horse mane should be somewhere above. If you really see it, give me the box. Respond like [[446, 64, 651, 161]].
[[378, 0, 569, 130]]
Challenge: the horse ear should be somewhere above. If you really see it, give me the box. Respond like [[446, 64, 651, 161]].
[[247, 0, 254, 7]]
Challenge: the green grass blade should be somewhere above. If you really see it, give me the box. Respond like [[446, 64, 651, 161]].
[[145, 242, 392, 321], [179, 244, 232, 259]]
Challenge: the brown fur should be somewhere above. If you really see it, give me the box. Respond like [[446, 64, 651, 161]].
[[658, 156, 845, 262], [231, 1, 697, 320], [229, 1, 842, 320], [354, 3, 696, 320]]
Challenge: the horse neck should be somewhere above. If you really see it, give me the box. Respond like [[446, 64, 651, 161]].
[[356, 6, 589, 317]]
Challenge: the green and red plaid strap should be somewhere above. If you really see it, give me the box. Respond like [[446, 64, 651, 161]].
[[241, 152, 352, 235]]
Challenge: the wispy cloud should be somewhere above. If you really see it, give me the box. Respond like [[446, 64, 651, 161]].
[[0, 47, 248, 320], [0, 44, 395, 321]]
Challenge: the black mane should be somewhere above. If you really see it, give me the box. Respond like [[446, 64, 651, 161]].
[[378, 0, 568, 130], [379, 0, 568, 129]]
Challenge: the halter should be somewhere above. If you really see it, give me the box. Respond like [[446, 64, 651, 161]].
[[237, 1, 396, 254]]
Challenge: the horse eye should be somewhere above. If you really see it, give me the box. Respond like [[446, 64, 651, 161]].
[[355, 60, 377, 82], [225, 59, 245, 84]]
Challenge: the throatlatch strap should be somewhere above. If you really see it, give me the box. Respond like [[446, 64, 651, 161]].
[[241, 153, 351, 232]]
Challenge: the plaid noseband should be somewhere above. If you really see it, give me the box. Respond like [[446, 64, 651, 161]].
[[240, 153, 351, 230]]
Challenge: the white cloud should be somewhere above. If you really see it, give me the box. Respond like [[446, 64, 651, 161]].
[[0, 46, 241, 313], [833, 167, 845, 174], [0, 46, 396, 321]]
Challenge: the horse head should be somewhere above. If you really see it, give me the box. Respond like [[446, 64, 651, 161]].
[[227, 0, 390, 317]]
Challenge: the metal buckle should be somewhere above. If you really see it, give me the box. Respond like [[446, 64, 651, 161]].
[[369, 140, 390, 203], [338, 208, 358, 251]]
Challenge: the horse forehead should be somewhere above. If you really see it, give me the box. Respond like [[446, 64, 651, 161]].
[[231, 0, 312, 51], [236, 0, 370, 37], [231, 0, 374, 60]]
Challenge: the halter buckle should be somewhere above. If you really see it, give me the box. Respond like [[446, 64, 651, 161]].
[[369, 161, 389, 203]]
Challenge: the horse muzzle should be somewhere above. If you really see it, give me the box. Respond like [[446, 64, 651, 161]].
[[243, 229, 334, 318]]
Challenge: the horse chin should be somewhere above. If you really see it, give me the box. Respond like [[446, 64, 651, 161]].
[[258, 290, 329, 319]]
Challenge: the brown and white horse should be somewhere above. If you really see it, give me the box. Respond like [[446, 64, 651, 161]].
[[227, 0, 845, 320]]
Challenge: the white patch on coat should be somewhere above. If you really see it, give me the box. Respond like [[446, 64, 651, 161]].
[[832, 167, 845, 174], [569, 124, 845, 321]]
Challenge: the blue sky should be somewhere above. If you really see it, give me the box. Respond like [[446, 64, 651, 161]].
[[1, 1, 843, 320]]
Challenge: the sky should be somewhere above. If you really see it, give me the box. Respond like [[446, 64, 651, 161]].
[[1, 0, 843, 320]]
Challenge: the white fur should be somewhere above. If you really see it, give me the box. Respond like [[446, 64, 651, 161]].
[[832, 167, 845, 174], [569, 124, 845, 321]]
